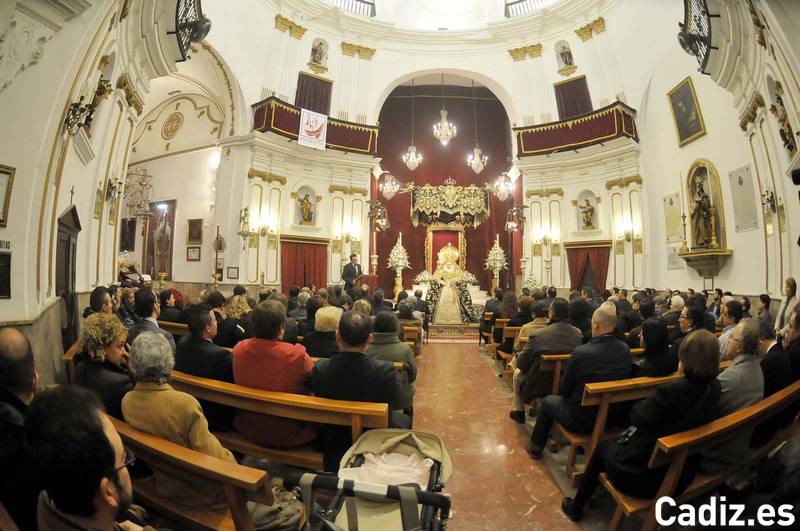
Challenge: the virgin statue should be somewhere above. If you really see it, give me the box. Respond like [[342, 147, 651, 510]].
[[690, 177, 713, 249], [430, 243, 468, 324]]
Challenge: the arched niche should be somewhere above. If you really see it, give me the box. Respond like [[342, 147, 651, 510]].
[[685, 159, 727, 250], [555, 40, 574, 69], [574, 189, 599, 231], [292, 185, 319, 227]]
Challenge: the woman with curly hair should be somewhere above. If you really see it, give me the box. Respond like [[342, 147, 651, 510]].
[[224, 294, 253, 337], [73, 312, 134, 419]]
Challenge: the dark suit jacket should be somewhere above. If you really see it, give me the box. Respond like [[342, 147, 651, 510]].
[[481, 298, 500, 332], [371, 301, 394, 316], [311, 351, 403, 470], [159, 306, 184, 323], [74, 357, 135, 419], [283, 317, 299, 344], [212, 311, 245, 348], [298, 318, 315, 337], [752, 343, 796, 447], [174, 336, 235, 431], [661, 310, 680, 330], [302, 330, 338, 358], [615, 298, 633, 315], [786, 339, 800, 382], [518, 320, 583, 402], [342, 262, 362, 289], [497, 311, 532, 354], [127, 318, 176, 352], [0, 388, 40, 530], [559, 335, 632, 425], [413, 297, 428, 314]]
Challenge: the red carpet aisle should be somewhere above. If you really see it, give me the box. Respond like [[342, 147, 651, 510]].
[[413, 343, 579, 530]]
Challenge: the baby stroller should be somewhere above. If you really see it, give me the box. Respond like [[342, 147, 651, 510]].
[[285, 429, 453, 530]]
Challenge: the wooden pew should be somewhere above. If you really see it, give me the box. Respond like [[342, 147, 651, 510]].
[[496, 326, 522, 384], [169, 370, 388, 470], [487, 318, 510, 356], [109, 417, 276, 531], [63, 340, 81, 383], [600, 380, 800, 531], [479, 311, 493, 345], [158, 320, 190, 338], [0, 501, 19, 531], [402, 326, 422, 356]]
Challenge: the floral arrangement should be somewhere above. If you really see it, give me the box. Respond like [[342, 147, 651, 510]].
[[484, 237, 508, 273], [414, 270, 433, 284], [462, 271, 478, 285], [523, 275, 542, 292], [387, 233, 411, 272]]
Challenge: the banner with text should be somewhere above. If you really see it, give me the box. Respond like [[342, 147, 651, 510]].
[[298, 108, 328, 150]]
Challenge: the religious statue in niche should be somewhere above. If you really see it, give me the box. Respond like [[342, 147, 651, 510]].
[[298, 194, 314, 225], [690, 174, 714, 249], [308, 38, 329, 74], [556, 41, 577, 76], [154, 208, 173, 273], [580, 199, 595, 229]]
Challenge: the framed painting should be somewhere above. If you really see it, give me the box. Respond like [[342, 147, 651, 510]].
[[227, 266, 239, 280], [186, 246, 201, 262], [668, 76, 706, 146], [93, 187, 104, 219], [119, 218, 137, 252], [144, 200, 176, 280], [187, 218, 203, 244], [0, 164, 15, 227]]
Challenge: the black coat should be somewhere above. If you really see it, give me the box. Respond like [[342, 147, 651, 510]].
[[342, 262, 362, 289], [302, 330, 339, 359], [283, 317, 299, 344], [127, 318, 176, 352], [0, 389, 39, 530], [159, 306, 184, 323], [298, 318, 315, 338], [118, 302, 139, 328], [752, 343, 796, 447], [497, 311, 532, 354], [174, 336, 235, 431], [632, 347, 679, 378], [212, 311, 245, 348], [73, 357, 135, 419]]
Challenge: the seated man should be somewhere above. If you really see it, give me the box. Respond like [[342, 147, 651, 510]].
[[25, 386, 150, 531], [126, 287, 176, 352], [289, 291, 310, 320], [371, 289, 394, 316], [123, 332, 303, 527], [497, 298, 533, 355], [509, 298, 582, 424], [174, 303, 235, 431], [302, 305, 341, 359], [669, 296, 706, 356], [660, 295, 684, 338], [396, 298, 423, 356], [206, 291, 245, 348], [365, 312, 417, 413], [513, 301, 549, 352], [718, 299, 744, 359], [751, 320, 794, 447], [0, 328, 41, 530], [312, 311, 408, 471], [268, 292, 299, 344], [232, 301, 317, 448], [526, 302, 632, 459]]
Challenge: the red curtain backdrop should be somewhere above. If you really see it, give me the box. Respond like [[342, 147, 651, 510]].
[[554, 76, 592, 120], [566, 247, 590, 291], [431, 231, 460, 266], [280, 241, 327, 294], [294, 72, 332, 115], [565, 245, 610, 291], [374, 84, 516, 293], [586, 246, 611, 293]]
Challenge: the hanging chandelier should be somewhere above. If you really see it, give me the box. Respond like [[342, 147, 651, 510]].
[[379, 172, 400, 200], [466, 80, 488, 174], [402, 79, 423, 171], [124, 167, 154, 218], [493, 172, 513, 202], [433, 73, 456, 145]]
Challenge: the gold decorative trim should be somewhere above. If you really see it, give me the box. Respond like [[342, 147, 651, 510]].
[[116, 73, 143, 115], [605, 175, 642, 190], [553, 74, 587, 87], [279, 235, 330, 245], [508, 47, 526, 61], [299, 70, 333, 84], [575, 25, 593, 41], [340, 41, 375, 60], [329, 185, 368, 196], [526, 188, 564, 198], [558, 64, 578, 77], [248, 169, 287, 185], [590, 17, 606, 34], [739, 92, 765, 131], [633, 238, 644, 254], [308, 62, 328, 74], [424, 223, 466, 271], [563, 239, 613, 248], [508, 43, 541, 61], [275, 14, 307, 39], [0, 164, 15, 227], [199, 42, 237, 136], [127, 144, 216, 166]]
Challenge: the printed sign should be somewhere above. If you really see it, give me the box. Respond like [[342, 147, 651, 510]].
[[298, 108, 328, 150]]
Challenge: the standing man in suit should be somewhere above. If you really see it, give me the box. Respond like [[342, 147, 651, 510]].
[[174, 303, 234, 431], [126, 287, 176, 352], [342, 253, 362, 299]]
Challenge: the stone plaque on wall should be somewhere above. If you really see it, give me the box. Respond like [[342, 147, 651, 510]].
[[666, 246, 684, 270], [729, 165, 758, 232], [663, 192, 682, 243]]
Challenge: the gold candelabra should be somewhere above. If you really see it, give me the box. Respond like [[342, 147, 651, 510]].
[[212, 272, 221, 288], [157, 272, 167, 290], [710, 207, 718, 249], [680, 213, 689, 253]]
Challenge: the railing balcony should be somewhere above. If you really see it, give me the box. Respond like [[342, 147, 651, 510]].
[[172, 0, 210, 62], [513, 101, 638, 157], [326, 0, 376, 17], [505, 0, 560, 18], [679, 0, 714, 74]]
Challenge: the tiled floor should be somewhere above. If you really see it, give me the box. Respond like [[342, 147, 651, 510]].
[[413, 342, 581, 530]]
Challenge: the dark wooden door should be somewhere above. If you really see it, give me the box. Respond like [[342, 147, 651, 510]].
[[56, 207, 81, 352]]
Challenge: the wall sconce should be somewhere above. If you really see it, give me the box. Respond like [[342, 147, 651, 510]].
[[616, 214, 634, 242], [63, 77, 112, 136], [105, 176, 124, 201], [762, 190, 777, 213]]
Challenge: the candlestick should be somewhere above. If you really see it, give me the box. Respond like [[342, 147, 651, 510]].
[[679, 172, 685, 215]]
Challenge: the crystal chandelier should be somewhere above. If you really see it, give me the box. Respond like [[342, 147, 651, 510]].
[[466, 80, 488, 174], [433, 74, 456, 145], [379, 172, 400, 200], [402, 79, 423, 171], [124, 167, 154, 218], [493, 172, 513, 202]]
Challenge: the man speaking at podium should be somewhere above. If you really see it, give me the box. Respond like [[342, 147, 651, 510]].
[[342, 253, 362, 297]]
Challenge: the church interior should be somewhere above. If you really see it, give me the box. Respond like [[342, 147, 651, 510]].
[[2, 0, 800, 529]]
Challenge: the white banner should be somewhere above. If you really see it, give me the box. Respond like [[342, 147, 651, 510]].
[[298, 108, 327, 150]]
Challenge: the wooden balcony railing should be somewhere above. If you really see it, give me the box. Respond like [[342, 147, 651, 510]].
[[252, 96, 379, 156], [513, 101, 638, 157]]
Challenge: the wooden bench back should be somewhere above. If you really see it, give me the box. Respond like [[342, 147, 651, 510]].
[[158, 320, 190, 336], [110, 417, 272, 530], [502, 326, 522, 340], [402, 326, 420, 341], [169, 371, 388, 440], [482, 312, 493, 321], [63, 340, 81, 383]]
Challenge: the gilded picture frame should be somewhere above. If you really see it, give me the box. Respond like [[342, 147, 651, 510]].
[[186, 218, 203, 244], [667, 76, 707, 147], [0, 164, 16, 227]]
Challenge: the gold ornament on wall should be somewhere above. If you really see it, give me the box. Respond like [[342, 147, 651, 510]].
[[161, 112, 184, 140]]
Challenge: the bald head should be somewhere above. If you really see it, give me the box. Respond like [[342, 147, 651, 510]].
[[592, 302, 618, 336], [0, 327, 37, 401]]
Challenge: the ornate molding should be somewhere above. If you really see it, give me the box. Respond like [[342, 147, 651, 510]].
[[575, 25, 593, 41], [341, 41, 375, 60], [248, 169, 287, 185], [0, 15, 52, 93], [274, 14, 307, 39], [678, 249, 733, 278], [508, 43, 541, 61], [739, 92, 765, 131], [558, 64, 578, 77], [526, 188, 564, 198], [329, 184, 368, 196], [605, 175, 642, 190], [575, 17, 605, 41], [115, 73, 143, 115]]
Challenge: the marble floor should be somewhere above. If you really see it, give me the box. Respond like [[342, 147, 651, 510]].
[[413, 342, 581, 530]]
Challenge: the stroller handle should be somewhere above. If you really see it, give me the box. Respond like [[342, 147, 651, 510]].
[[284, 471, 452, 513]]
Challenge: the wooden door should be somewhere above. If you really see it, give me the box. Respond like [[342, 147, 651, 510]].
[[56, 206, 81, 352]]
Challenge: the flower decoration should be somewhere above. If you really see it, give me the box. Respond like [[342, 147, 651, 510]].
[[387, 233, 411, 272], [484, 236, 508, 273]]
